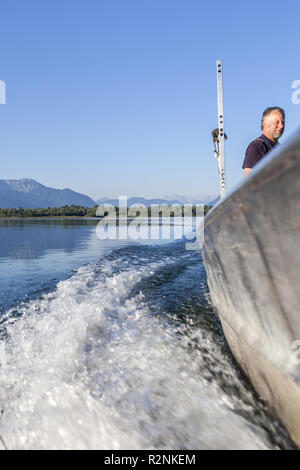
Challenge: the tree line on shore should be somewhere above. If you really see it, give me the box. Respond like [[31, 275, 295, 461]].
[[0, 204, 212, 218]]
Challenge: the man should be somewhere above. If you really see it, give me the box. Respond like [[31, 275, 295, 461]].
[[243, 107, 285, 176]]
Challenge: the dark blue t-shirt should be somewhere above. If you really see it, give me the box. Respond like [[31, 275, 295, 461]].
[[242, 134, 278, 169]]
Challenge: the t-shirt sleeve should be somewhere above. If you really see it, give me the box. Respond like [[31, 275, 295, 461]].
[[242, 141, 266, 169]]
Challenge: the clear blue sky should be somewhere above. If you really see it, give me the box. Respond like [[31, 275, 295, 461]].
[[0, 0, 299, 201]]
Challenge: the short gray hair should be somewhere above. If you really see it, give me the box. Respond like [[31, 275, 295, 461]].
[[261, 107, 285, 130]]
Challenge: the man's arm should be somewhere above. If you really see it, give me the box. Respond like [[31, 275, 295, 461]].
[[243, 168, 252, 177], [242, 140, 266, 176]]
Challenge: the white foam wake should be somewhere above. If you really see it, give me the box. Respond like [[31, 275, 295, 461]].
[[0, 256, 272, 450]]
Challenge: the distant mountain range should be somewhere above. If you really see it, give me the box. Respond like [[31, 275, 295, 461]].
[[0, 178, 219, 209], [96, 197, 184, 207], [0, 179, 95, 209], [97, 195, 219, 207], [163, 194, 219, 205]]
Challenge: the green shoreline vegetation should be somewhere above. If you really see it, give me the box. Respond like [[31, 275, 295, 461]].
[[0, 204, 212, 218]]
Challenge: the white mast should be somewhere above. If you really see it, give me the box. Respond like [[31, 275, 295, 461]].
[[216, 60, 226, 198]]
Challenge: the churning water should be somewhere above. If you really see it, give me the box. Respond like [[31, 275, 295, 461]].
[[0, 219, 294, 450]]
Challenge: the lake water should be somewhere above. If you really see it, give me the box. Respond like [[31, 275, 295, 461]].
[[0, 218, 293, 449]]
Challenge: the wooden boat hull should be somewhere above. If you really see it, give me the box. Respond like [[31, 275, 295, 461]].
[[201, 131, 300, 446]]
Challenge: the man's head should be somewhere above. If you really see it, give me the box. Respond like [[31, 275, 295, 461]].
[[261, 107, 285, 142]]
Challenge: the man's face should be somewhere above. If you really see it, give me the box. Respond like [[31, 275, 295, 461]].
[[263, 110, 285, 141]]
